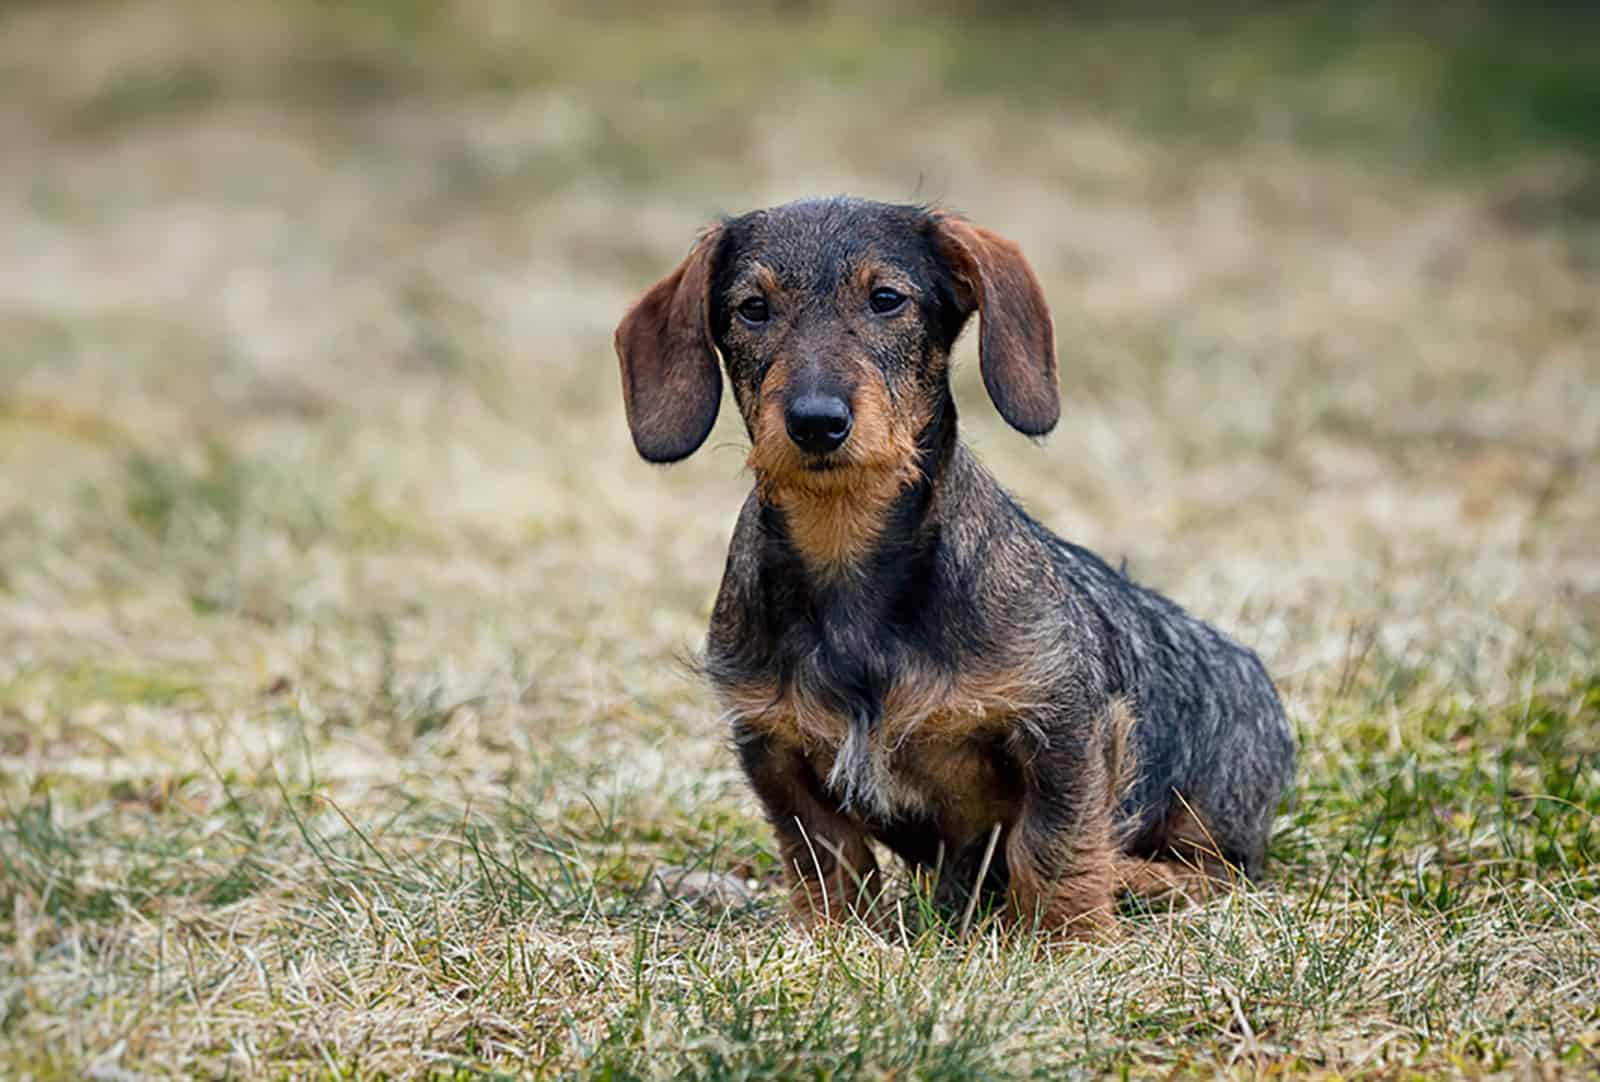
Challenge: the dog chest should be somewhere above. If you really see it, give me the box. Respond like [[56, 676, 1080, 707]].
[[717, 661, 1030, 827]]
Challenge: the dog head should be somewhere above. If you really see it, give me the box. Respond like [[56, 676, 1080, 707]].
[[616, 197, 1058, 479]]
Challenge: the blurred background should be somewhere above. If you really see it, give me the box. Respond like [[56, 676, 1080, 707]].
[[4, 0, 1596, 645], [2, 2, 1598, 1073]]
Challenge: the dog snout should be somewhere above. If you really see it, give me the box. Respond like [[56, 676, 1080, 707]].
[[784, 393, 853, 455]]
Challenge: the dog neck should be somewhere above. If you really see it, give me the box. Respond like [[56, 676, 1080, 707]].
[[756, 392, 958, 589]]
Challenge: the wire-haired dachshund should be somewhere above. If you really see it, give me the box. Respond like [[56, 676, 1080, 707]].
[[615, 197, 1295, 938]]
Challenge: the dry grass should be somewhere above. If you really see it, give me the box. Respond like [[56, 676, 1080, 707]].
[[2, 1, 1598, 1078]]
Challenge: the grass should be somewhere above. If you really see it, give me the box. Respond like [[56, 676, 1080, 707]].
[[2, 0, 1599, 1077]]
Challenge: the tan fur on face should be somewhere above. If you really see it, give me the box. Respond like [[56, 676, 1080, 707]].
[[745, 359, 924, 575]]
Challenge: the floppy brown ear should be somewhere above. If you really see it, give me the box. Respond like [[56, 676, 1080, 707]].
[[934, 218, 1059, 436], [615, 230, 724, 463]]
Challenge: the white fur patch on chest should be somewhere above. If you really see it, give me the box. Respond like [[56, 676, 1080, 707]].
[[823, 715, 930, 820]]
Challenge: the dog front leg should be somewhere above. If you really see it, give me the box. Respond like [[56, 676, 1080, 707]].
[[733, 724, 883, 927], [1003, 725, 1118, 940]]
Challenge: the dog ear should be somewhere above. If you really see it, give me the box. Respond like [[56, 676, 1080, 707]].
[[933, 217, 1059, 436], [615, 229, 724, 463]]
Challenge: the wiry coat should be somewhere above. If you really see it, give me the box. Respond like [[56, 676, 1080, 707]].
[[617, 197, 1294, 936]]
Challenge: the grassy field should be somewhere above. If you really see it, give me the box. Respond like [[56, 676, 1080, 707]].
[[2, 1, 1599, 1077]]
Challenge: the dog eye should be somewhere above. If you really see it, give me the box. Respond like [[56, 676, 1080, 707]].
[[869, 287, 907, 315], [736, 297, 770, 325]]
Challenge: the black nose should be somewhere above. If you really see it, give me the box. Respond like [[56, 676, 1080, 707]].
[[784, 393, 853, 455]]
